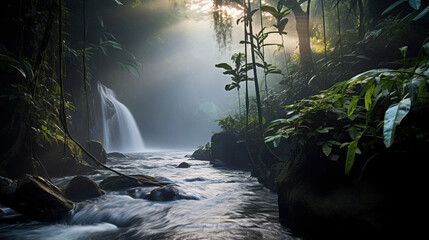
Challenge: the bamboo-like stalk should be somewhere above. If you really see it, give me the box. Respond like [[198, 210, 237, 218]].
[[247, 0, 263, 144]]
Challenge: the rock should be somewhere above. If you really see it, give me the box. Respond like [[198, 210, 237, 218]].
[[210, 132, 251, 169], [176, 162, 190, 168], [99, 174, 168, 191], [0, 176, 17, 207], [191, 150, 211, 161], [145, 185, 179, 201], [107, 152, 127, 158], [276, 138, 427, 239], [212, 158, 227, 167], [65, 176, 104, 201], [83, 140, 107, 166], [260, 163, 285, 193], [35, 135, 97, 178], [10, 175, 74, 221]]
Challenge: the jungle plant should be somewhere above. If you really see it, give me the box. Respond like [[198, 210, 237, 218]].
[[265, 44, 429, 175], [215, 52, 250, 116], [240, 27, 283, 97]]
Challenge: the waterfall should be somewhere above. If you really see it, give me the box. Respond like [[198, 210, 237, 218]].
[[98, 83, 145, 153]]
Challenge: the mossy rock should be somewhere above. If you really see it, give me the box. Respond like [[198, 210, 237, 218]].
[[12, 175, 74, 221], [83, 140, 107, 167], [65, 176, 104, 202], [35, 135, 96, 177]]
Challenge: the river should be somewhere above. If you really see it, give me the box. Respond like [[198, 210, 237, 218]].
[[0, 151, 297, 239]]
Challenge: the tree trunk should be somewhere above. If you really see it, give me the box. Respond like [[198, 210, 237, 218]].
[[285, 0, 314, 72]]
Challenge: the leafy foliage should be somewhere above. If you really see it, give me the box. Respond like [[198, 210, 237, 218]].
[[265, 54, 429, 175]]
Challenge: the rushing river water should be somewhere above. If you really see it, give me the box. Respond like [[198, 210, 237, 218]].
[[0, 151, 297, 240]]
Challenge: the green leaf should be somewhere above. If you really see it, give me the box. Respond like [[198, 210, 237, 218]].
[[399, 46, 408, 58], [347, 96, 359, 116], [383, 98, 411, 148], [409, 0, 421, 10], [345, 140, 359, 175], [382, 0, 407, 15], [322, 142, 332, 156], [215, 63, 233, 71], [225, 84, 236, 91], [261, 5, 279, 18], [347, 126, 362, 140], [413, 5, 429, 21], [316, 127, 334, 133], [364, 84, 375, 111]]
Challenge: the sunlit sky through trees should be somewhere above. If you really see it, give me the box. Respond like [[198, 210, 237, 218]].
[[97, 0, 301, 149]]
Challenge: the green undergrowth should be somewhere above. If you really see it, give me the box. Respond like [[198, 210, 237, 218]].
[[266, 54, 429, 175]]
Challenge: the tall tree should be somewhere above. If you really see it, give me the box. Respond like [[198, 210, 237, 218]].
[[281, 0, 314, 72]]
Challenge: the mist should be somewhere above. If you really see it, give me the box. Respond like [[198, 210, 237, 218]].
[[91, 0, 301, 150], [96, 1, 237, 149]]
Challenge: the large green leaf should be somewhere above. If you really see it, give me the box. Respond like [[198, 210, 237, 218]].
[[382, 0, 407, 15], [345, 140, 359, 175], [383, 98, 411, 148], [347, 96, 359, 116], [215, 63, 233, 71], [260, 5, 280, 19], [364, 84, 375, 111], [413, 6, 429, 21]]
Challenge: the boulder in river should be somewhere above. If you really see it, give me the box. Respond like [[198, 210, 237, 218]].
[[191, 148, 211, 161], [210, 132, 251, 169], [65, 176, 104, 201], [145, 185, 179, 201], [0, 175, 74, 222], [176, 162, 191, 168], [99, 174, 168, 191]]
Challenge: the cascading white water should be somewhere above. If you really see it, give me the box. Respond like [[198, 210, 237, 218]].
[[98, 83, 145, 153]]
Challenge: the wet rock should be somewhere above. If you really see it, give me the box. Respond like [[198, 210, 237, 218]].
[[35, 136, 97, 178], [0, 176, 17, 207], [176, 162, 190, 168], [99, 174, 168, 191], [83, 140, 107, 166], [65, 176, 104, 201], [107, 152, 127, 158], [210, 133, 251, 169], [191, 150, 211, 161], [145, 185, 179, 201], [8, 175, 74, 221]]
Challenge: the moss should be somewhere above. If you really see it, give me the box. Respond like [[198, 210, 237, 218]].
[[34, 134, 95, 177]]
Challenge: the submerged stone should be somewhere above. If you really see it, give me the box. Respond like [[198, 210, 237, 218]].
[[65, 176, 104, 202], [145, 185, 179, 201], [176, 162, 191, 168], [99, 174, 167, 191]]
